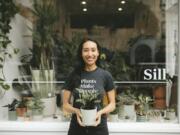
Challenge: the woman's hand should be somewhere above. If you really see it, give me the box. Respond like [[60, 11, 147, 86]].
[[75, 108, 84, 127], [94, 110, 102, 126]]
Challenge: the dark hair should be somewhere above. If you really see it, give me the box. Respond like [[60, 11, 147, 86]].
[[67, 38, 101, 89]]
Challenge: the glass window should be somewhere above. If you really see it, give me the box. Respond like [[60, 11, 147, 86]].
[[0, 0, 179, 124]]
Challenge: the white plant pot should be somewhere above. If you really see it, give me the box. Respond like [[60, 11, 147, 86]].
[[124, 104, 135, 119], [33, 115, 43, 121], [166, 111, 176, 120], [41, 96, 56, 116], [109, 114, 118, 122], [81, 108, 97, 126]]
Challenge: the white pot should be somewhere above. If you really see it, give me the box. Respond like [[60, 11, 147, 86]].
[[109, 114, 118, 122], [124, 104, 135, 119], [81, 108, 97, 126], [41, 96, 56, 116], [166, 111, 176, 120], [32, 115, 43, 121]]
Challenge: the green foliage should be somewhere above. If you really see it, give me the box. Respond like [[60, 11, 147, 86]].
[[54, 34, 82, 80], [117, 87, 137, 105], [32, 0, 58, 69], [136, 94, 153, 116], [26, 97, 44, 113], [75, 88, 101, 109], [3, 99, 19, 111], [17, 99, 28, 108], [0, 0, 19, 92]]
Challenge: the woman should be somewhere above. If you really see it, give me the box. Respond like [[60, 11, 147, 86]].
[[63, 38, 115, 135]]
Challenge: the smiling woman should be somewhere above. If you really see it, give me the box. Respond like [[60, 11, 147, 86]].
[[63, 38, 115, 135], [0, 0, 180, 135]]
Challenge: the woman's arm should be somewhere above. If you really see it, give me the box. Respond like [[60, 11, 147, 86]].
[[63, 90, 84, 126], [99, 89, 116, 114], [94, 89, 116, 126]]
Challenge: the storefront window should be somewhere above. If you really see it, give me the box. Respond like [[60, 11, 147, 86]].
[[0, 0, 179, 124]]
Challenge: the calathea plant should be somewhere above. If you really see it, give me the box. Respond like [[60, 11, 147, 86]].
[[75, 88, 101, 109]]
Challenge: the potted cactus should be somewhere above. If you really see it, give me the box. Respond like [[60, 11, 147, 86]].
[[75, 88, 101, 126]]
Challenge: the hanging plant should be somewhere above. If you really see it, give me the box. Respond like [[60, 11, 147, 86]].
[[0, 0, 19, 97]]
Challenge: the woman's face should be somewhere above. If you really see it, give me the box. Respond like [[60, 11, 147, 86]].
[[82, 41, 99, 67]]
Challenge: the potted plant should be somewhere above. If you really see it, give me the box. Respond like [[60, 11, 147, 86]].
[[75, 88, 101, 126], [117, 88, 136, 120], [16, 99, 28, 117], [0, 0, 19, 98], [3, 99, 18, 121], [29, 0, 58, 116], [165, 108, 176, 120], [136, 94, 153, 122], [26, 97, 44, 121], [109, 107, 118, 122]]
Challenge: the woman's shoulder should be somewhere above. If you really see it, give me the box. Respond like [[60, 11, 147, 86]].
[[98, 67, 112, 77]]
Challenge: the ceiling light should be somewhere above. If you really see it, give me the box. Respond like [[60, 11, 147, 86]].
[[118, 7, 123, 11], [81, 1, 86, 5], [83, 8, 87, 12], [121, 1, 126, 4]]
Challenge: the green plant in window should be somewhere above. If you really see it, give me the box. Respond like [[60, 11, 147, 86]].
[[75, 88, 101, 109], [0, 0, 19, 97]]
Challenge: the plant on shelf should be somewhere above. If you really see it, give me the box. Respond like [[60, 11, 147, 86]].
[[75, 88, 101, 126], [0, 0, 19, 97], [3, 99, 18, 111], [109, 107, 118, 122], [29, 0, 58, 116], [26, 97, 44, 116], [136, 94, 153, 122], [3, 99, 19, 120], [30, 0, 58, 98], [117, 88, 137, 105], [16, 99, 28, 117], [117, 88, 137, 120]]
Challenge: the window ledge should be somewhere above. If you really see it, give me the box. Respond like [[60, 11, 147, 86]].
[[0, 121, 180, 133]]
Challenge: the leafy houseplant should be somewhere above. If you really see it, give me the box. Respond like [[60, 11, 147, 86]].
[[109, 107, 118, 122], [26, 97, 44, 120], [75, 88, 101, 126], [75, 88, 101, 109], [3, 99, 18, 121], [117, 88, 137, 120], [136, 94, 153, 122], [0, 0, 19, 97], [16, 99, 28, 117], [30, 0, 58, 116]]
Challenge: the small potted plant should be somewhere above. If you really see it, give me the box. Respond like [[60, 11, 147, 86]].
[[26, 97, 44, 121], [3, 99, 18, 121], [75, 88, 101, 126], [109, 107, 118, 122], [165, 107, 176, 120], [136, 94, 153, 122], [16, 99, 28, 117], [117, 88, 136, 120]]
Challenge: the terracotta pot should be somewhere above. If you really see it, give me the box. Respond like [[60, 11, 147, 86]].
[[154, 99, 166, 109], [153, 85, 166, 99], [16, 107, 27, 117]]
